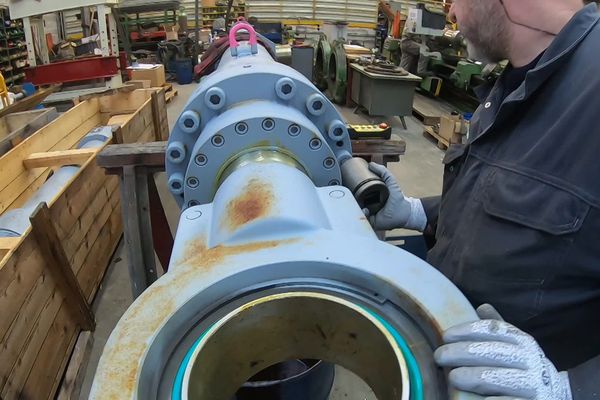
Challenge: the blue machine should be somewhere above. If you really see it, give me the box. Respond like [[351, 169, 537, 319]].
[[91, 22, 482, 400]]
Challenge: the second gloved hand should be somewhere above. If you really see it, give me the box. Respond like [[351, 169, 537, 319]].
[[367, 162, 427, 231], [434, 304, 573, 400]]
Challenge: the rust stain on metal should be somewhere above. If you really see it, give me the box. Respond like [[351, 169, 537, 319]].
[[223, 178, 273, 231], [92, 235, 297, 399]]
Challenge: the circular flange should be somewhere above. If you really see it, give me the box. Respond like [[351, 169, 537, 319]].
[[181, 103, 342, 206]]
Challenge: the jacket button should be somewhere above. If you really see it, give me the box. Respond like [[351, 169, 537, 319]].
[[449, 166, 455, 172]]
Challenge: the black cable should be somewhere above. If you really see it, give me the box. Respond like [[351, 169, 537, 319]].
[[499, 0, 558, 36]]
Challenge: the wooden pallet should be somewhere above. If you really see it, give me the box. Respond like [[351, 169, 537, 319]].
[[163, 83, 178, 103], [412, 93, 455, 126], [423, 125, 449, 150], [0, 88, 169, 400]]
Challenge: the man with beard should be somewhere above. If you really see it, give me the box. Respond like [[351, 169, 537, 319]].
[[368, 1, 600, 398]]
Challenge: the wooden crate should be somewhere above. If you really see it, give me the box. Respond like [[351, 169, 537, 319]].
[[0, 108, 59, 157], [0, 88, 168, 400]]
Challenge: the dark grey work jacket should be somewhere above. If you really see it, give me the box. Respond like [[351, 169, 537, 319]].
[[421, 5, 600, 396]]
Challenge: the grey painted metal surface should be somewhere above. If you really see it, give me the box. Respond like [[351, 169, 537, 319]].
[[91, 23, 483, 400]]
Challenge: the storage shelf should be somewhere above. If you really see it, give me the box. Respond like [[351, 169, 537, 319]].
[[0, 51, 28, 62]]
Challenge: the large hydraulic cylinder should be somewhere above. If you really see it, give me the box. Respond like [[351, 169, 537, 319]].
[[91, 22, 482, 400]]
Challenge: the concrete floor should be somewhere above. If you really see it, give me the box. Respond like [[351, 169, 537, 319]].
[[78, 82, 444, 399]]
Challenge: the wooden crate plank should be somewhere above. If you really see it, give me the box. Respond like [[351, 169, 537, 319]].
[[120, 99, 153, 144], [1, 287, 63, 398], [70, 187, 120, 278], [61, 177, 117, 258], [50, 160, 114, 240], [0, 268, 50, 389], [21, 303, 79, 400], [0, 112, 102, 214], [78, 203, 122, 300], [0, 100, 98, 193], [56, 331, 93, 400], [0, 237, 20, 249], [106, 113, 134, 126], [23, 148, 97, 169], [0, 238, 44, 342], [7, 168, 52, 211], [98, 89, 153, 114], [29, 203, 95, 331], [0, 85, 60, 119]]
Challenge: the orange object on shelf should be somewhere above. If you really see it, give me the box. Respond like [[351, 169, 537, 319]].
[[391, 11, 402, 38]]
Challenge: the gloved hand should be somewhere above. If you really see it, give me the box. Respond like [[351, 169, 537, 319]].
[[366, 162, 427, 232], [434, 304, 573, 400]]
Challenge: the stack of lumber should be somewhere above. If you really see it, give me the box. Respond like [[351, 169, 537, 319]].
[[0, 88, 168, 400]]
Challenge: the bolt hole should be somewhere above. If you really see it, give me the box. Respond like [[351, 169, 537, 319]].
[[188, 200, 200, 207], [170, 150, 181, 159], [183, 119, 195, 128], [195, 154, 208, 166], [310, 138, 322, 150], [187, 177, 199, 188], [172, 181, 182, 190], [262, 119, 275, 131], [329, 179, 340, 186], [313, 100, 323, 111], [235, 122, 248, 134], [323, 157, 335, 169], [288, 124, 300, 136], [281, 84, 292, 95], [336, 141, 344, 147], [212, 135, 224, 147], [209, 94, 221, 105], [333, 127, 343, 137]]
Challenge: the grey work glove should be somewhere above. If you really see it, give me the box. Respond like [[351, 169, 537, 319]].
[[434, 304, 573, 400], [367, 162, 427, 232]]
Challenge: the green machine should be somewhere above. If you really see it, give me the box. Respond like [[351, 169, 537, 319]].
[[450, 61, 484, 91], [382, 37, 402, 66]]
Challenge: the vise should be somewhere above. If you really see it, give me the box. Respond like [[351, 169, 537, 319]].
[[91, 22, 480, 400]]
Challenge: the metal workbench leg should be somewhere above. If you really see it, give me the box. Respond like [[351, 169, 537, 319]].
[[120, 166, 158, 298], [400, 116, 407, 130]]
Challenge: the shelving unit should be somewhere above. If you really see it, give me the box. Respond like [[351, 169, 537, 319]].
[[0, 7, 28, 85], [201, 4, 245, 28]]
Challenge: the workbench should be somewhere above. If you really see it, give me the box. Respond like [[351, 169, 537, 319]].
[[350, 63, 422, 129], [97, 139, 407, 298]]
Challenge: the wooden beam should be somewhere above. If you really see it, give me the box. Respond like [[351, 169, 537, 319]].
[[56, 331, 93, 400], [23, 148, 97, 169], [96, 139, 407, 172], [0, 237, 20, 250], [29, 203, 95, 331], [0, 85, 61, 119]]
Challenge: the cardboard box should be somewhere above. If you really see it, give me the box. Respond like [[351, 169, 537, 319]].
[[439, 114, 464, 144], [129, 64, 166, 87]]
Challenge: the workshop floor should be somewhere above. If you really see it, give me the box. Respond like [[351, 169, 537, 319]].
[[78, 83, 445, 399]]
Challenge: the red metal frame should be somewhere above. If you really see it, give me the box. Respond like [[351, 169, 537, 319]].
[[24, 56, 120, 86], [130, 31, 167, 41]]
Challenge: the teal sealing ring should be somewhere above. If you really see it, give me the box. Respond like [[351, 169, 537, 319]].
[[171, 306, 424, 400], [171, 327, 212, 400], [361, 306, 425, 400]]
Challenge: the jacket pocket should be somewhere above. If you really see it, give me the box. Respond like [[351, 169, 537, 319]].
[[454, 167, 589, 323], [482, 168, 588, 235]]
